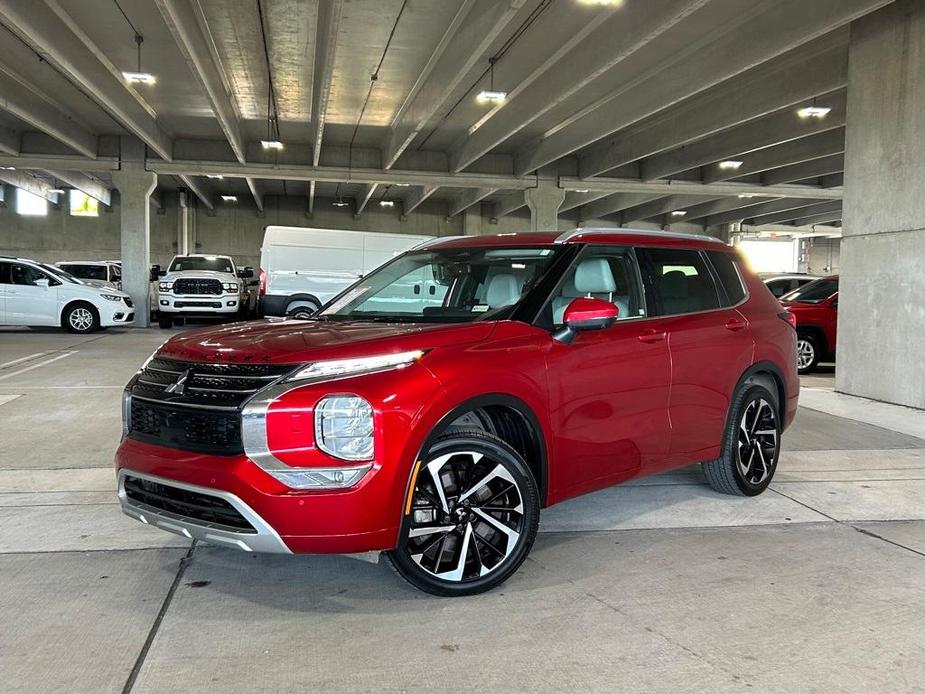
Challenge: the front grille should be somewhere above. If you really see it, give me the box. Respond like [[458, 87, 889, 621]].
[[174, 278, 222, 295], [128, 357, 295, 453], [129, 398, 242, 453], [123, 475, 255, 531], [174, 301, 222, 308]]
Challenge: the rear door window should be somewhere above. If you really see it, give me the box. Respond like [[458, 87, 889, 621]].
[[706, 251, 746, 305], [639, 248, 721, 316]]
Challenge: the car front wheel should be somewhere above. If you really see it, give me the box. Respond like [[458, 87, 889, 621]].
[[387, 430, 540, 596], [703, 384, 781, 496], [63, 303, 100, 334]]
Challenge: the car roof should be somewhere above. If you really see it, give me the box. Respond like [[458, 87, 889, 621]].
[[418, 228, 728, 252]]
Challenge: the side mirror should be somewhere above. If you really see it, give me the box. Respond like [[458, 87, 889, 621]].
[[553, 297, 619, 344], [34, 278, 50, 288], [238, 267, 255, 279], [149, 265, 161, 282]]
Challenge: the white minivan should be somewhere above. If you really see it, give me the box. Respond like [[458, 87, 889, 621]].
[[0, 256, 135, 333], [259, 226, 432, 319]]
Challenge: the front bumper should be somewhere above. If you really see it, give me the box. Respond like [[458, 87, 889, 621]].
[[118, 469, 291, 553], [158, 292, 239, 314], [99, 300, 136, 326]]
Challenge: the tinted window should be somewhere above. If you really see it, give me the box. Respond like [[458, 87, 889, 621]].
[[707, 251, 746, 305], [0, 262, 10, 284], [61, 264, 107, 281], [765, 278, 795, 298], [542, 247, 644, 327], [642, 248, 720, 316], [168, 256, 234, 273], [10, 263, 53, 286], [781, 278, 838, 304]]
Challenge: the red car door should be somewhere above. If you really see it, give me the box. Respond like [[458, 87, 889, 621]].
[[542, 247, 671, 502], [639, 248, 755, 468]]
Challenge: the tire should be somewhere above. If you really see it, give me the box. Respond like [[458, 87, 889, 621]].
[[702, 384, 781, 496], [157, 314, 174, 329], [287, 302, 319, 321], [62, 302, 100, 334], [387, 429, 540, 597], [796, 333, 820, 374]]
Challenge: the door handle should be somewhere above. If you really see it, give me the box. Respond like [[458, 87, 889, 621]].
[[724, 319, 747, 332], [638, 328, 667, 343]]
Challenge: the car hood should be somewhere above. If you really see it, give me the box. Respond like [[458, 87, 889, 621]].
[[163, 270, 235, 281], [157, 318, 497, 364]]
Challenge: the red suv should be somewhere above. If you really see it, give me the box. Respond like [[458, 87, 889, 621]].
[[116, 230, 798, 596], [780, 276, 838, 374]]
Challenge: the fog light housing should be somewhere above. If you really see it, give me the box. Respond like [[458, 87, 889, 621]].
[[269, 465, 372, 489], [314, 395, 374, 461]]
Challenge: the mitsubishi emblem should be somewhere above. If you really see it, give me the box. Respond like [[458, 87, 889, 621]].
[[165, 369, 192, 395]]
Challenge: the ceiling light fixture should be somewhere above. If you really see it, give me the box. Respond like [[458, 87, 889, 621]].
[[261, 140, 284, 150], [0, 165, 15, 170], [49, 188, 66, 195], [379, 200, 395, 208], [718, 160, 743, 170], [574, 188, 590, 193], [221, 195, 238, 202], [332, 198, 350, 208], [258, 1, 284, 154], [123, 33, 155, 85], [797, 106, 831, 119], [671, 210, 687, 217], [207, 174, 224, 180], [477, 57, 506, 103]]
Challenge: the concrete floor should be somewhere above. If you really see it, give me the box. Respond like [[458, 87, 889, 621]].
[[2, 326, 924, 693]]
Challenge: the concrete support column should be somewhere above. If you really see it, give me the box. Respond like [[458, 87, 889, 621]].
[[177, 190, 192, 255], [112, 137, 157, 327], [837, 0, 925, 408], [525, 165, 565, 232]]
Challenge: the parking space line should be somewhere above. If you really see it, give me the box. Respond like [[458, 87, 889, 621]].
[[0, 352, 47, 370], [0, 393, 22, 406], [0, 351, 77, 382]]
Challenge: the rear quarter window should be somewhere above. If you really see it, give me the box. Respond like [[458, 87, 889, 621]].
[[707, 251, 746, 305]]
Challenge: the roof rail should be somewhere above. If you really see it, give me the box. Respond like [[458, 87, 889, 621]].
[[411, 235, 468, 250], [555, 227, 725, 244]]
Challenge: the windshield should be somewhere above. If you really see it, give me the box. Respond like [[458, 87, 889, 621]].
[[781, 277, 838, 304], [169, 256, 234, 273], [320, 246, 562, 323], [39, 263, 82, 284]]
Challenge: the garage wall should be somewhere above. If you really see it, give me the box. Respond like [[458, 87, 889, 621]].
[[805, 237, 840, 275]]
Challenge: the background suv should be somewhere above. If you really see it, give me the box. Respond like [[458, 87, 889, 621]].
[[117, 230, 798, 596], [0, 256, 134, 332], [781, 275, 839, 373]]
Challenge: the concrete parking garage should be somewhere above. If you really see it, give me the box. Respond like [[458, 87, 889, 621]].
[[1, 0, 924, 692]]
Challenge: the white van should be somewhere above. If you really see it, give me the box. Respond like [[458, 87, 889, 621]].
[[259, 226, 432, 319]]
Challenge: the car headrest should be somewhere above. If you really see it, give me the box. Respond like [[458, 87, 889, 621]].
[[485, 273, 521, 308], [659, 270, 688, 298], [574, 258, 616, 294]]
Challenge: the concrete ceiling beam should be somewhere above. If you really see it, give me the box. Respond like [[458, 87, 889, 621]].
[[620, 194, 722, 223], [448, 188, 495, 218], [0, 124, 18, 155], [581, 37, 848, 179], [704, 197, 830, 226], [309, 0, 343, 168], [383, 0, 527, 169], [245, 177, 264, 212], [0, 0, 173, 159], [356, 184, 378, 214], [177, 175, 213, 211], [751, 200, 842, 225], [761, 154, 845, 186], [0, 169, 51, 199], [514, 0, 891, 177], [703, 128, 845, 183], [402, 185, 438, 215], [42, 169, 111, 206], [580, 193, 663, 222], [448, 0, 701, 173], [0, 67, 97, 158]]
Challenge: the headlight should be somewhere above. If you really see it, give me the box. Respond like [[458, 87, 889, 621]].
[[222, 282, 239, 291], [314, 395, 374, 461], [101, 294, 123, 302], [158, 281, 172, 292], [288, 350, 424, 383]]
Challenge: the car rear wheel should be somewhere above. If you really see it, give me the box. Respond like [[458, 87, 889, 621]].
[[63, 303, 99, 334], [796, 333, 820, 374], [387, 430, 539, 596], [287, 301, 319, 320], [702, 384, 781, 496]]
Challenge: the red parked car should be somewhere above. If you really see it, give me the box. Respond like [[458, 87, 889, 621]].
[[780, 276, 838, 374], [116, 229, 799, 596]]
